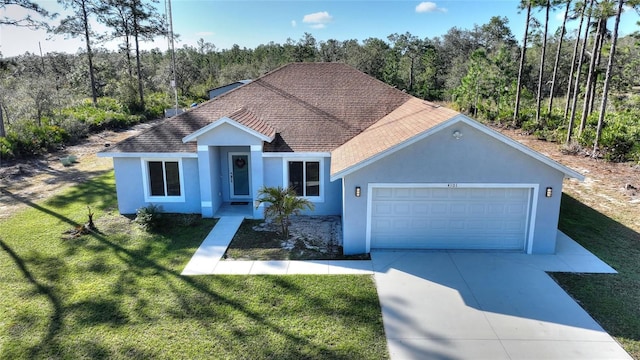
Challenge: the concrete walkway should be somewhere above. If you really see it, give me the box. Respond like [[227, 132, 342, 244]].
[[181, 216, 244, 275], [181, 216, 373, 275]]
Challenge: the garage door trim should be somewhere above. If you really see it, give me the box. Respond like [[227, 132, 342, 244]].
[[365, 183, 539, 254]]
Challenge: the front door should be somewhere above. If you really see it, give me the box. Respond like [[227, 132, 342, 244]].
[[229, 153, 250, 198]]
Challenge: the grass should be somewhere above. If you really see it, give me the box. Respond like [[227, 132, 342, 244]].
[[0, 172, 388, 359], [552, 194, 640, 359], [224, 219, 370, 261]]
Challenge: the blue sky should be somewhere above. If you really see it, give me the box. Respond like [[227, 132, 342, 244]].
[[1, 1, 639, 57]]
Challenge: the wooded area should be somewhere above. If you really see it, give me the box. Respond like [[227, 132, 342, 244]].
[[1, 0, 639, 163]]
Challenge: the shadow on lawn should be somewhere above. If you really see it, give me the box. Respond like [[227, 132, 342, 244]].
[[1, 194, 375, 359], [0, 237, 64, 358], [554, 194, 640, 344]]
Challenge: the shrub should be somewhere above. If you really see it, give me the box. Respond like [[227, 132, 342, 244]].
[[58, 117, 90, 144], [134, 204, 164, 231], [0, 136, 15, 160], [576, 110, 640, 162], [3, 122, 69, 158], [255, 186, 315, 239]]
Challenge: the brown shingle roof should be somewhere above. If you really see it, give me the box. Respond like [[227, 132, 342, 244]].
[[102, 63, 411, 154], [330, 98, 460, 177], [226, 108, 275, 139]]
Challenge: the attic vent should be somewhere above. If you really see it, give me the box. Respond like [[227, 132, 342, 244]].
[[423, 101, 441, 108]]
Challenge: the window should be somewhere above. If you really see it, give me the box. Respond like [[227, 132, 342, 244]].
[[288, 160, 320, 197], [146, 160, 182, 199]]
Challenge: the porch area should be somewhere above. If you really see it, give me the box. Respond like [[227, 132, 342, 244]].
[[215, 201, 255, 218]]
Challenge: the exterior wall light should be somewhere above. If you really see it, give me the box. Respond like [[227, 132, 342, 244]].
[[545, 187, 553, 198], [452, 130, 463, 140], [355, 186, 361, 197]]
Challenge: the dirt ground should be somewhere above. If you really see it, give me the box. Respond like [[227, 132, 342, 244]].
[[0, 119, 163, 219], [1, 121, 638, 231], [497, 127, 640, 232]]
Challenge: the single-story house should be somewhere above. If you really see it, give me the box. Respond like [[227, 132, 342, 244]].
[[99, 63, 584, 255], [208, 80, 252, 100]]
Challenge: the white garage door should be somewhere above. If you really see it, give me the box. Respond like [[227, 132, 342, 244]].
[[370, 186, 531, 250]]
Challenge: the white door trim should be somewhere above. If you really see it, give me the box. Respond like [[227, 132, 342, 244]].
[[228, 152, 251, 199], [365, 183, 539, 254]]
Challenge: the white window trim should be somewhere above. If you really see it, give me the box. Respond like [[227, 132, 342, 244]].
[[282, 157, 325, 202], [141, 158, 186, 203]]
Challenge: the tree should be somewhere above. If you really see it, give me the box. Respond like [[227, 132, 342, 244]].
[[417, 45, 440, 99], [563, 0, 587, 120], [474, 16, 517, 51], [567, 0, 595, 143], [319, 39, 344, 62], [547, 0, 572, 113], [535, 0, 551, 125], [256, 186, 315, 239], [593, 0, 625, 155], [55, 0, 103, 105], [514, 0, 533, 123], [99, 0, 165, 110], [453, 49, 492, 117], [292, 33, 318, 62], [388, 32, 426, 93], [350, 37, 390, 81], [0, 0, 54, 28], [579, 1, 615, 134], [0, 58, 11, 138], [1, 0, 55, 141], [129, 0, 165, 110]]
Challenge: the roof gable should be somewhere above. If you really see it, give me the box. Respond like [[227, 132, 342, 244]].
[[330, 98, 458, 178], [330, 114, 585, 181], [182, 108, 275, 143]]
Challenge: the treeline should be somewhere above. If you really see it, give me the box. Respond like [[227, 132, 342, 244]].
[[1, 0, 640, 163]]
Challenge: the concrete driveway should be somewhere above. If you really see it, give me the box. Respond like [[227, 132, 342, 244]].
[[372, 239, 631, 359]]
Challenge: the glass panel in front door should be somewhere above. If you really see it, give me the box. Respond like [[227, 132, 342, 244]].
[[232, 155, 250, 196]]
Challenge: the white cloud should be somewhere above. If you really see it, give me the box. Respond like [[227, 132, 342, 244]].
[[555, 10, 567, 21], [195, 31, 214, 37], [291, 20, 297, 28], [302, 11, 333, 29], [415, 2, 447, 14]]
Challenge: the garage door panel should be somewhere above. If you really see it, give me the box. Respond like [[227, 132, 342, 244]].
[[371, 187, 530, 251]]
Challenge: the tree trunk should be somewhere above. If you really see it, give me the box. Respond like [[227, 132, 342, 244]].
[[548, 0, 571, 114], [0, 103, 5, 138], [579, 16, 603, 135], [563, 1, 586, 120], [567, 0, 594, 143], [81, 0, 98, 106], [513, 1, 531, 125], [535, 0, 550, 126], [588, 22, 606, 114], [0, 103, 3, 167], [593, 0, 624, 156], [134, 19, 144, 110], [119, 7, 133, 78]]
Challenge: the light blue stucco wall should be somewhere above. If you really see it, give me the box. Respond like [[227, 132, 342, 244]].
[[341, 122, 565, 255], [262, 156, 342, 215], [113, 157, 201, 214]]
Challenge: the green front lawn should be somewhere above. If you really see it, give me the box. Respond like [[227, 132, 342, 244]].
[[553, 194, 640, 359], [0, 172, 388, 359]]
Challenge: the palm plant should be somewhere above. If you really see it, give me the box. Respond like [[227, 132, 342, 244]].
[[255, 186, 315, 239]]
